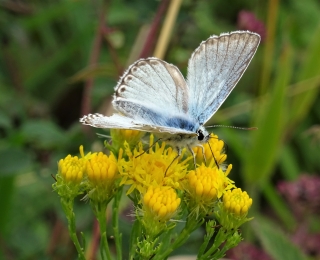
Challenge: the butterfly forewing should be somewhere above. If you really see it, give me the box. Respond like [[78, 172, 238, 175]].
[[114, 58, 189, 116], [187, 31, 260, 124]]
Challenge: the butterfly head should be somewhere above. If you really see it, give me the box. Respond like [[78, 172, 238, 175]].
[[197, 126, 210, 143]]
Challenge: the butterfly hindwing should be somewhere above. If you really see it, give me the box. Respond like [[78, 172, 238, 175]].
[[80, 113, 195, 135]]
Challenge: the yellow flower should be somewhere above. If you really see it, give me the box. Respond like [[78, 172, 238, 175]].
[[192, 133, 226, 166], [110, 129, 145, 151], [79, 145, 93, 160], [112, 129, 145, 142], [183, 161, 234, 217], [143, 186, 181, 222], [86, 152, 118, 185], [54, 153, 86, 198], [86, 152, 119, 202], [58, 155, 85, 184], [141, 186, 181, 237], [215, 188, 253, 230], [118, 135, 190, 194], [223, 188, 252, 216]]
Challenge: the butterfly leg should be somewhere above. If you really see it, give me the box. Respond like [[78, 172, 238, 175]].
[[187, 145, 198, 170], [194, 144, 207, 166], [135, 138, 163, 158], [165, 147, 181, 176]]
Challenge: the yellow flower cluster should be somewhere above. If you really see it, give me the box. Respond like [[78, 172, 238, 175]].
[[55, 147, 119, 202], [55, 130, 253, 234], [215, 187, 253, 230], [223, 188, 253, 216], [140, 185, 181, 237], [118, 135, 190, 195], [143, 186, 181, 222], [183, 161, 234, 217]]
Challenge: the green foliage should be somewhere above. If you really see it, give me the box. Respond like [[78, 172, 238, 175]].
[[253, 216, 309, 260]]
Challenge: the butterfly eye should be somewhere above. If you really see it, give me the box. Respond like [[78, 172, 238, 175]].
[[197, 129, 205, 141]]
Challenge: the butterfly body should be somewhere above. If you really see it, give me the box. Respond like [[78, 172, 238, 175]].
[[155, 125, 209, 149], [80, 31, 260, 153]]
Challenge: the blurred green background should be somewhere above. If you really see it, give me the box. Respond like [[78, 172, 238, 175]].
[[1, 0, 320, 259]]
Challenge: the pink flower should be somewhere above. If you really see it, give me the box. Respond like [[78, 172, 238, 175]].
[[237, 10, 266, 42]]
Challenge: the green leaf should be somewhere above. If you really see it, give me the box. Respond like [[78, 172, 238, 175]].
[[243, 46, 293, 184], [289, 25, 320, 127], [262, 183, 295, 230], [279, 145, 300, 181], [68, 64, 117, 84], [0, 110, 11, 129], [0, 147, 33, 176], [253, 216, 308, 260], [0, 177, 14, 233], [22, 1, 79, 30], [20, 120, 68, 149]]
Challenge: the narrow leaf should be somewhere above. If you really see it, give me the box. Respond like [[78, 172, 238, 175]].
[[253, 216, 308, 260], [244, 46, 292, 184], [289, 25, 320, 127]]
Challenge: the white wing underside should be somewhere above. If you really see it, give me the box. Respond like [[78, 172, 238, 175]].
[[187, 31, 260, 124], [80, 113, 196, 135], [80, 31, 260, 134]]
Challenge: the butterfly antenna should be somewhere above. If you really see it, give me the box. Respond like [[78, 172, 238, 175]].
[[165, 147, 181, 176], [209, 135, 229, 155], [206, 125, 258, 130], [135, 138, 163, 158], [207, 141, 220, 169]]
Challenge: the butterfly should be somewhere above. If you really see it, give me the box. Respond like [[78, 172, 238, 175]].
[[80, 31, 260, 164]]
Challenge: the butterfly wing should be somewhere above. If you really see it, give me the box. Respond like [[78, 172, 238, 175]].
[[109, 57, 199, 134], [186, 31, 260, 124], [114, 57, 189, 116], [80, 57, 198, 135], [80, 113, 196, 135]]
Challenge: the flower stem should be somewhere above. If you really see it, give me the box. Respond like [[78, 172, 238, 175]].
[[112, 187, 123, 260], [95, 202, 112, 260], [129, 218, 142, 259], [154, 217, 204, 260], [61, 197, 86, 260], [199, 228, 241, 260], [199, 228, 227, 259]]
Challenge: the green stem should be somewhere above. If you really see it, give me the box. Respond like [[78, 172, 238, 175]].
[[96, 202, 112, 260], [197, 229, 213, 257], [112, 187, 123, 260], [129, 218, 142, 259], [200, 228, 227, 259], [61, 197, 86, 260], [154, 217, 204, 260], [200, 228, 241, 260]]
